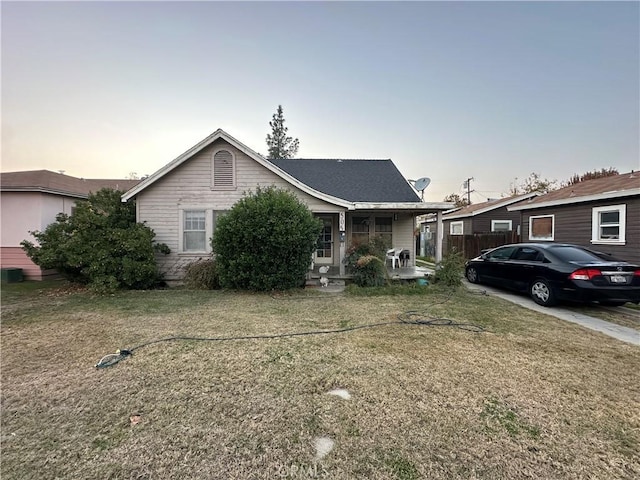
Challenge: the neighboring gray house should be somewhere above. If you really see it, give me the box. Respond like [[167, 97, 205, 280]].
[[508, 172, 640, 264], [122, 129, 453, 281], [443, 193, 537, 234], [421, 193, 536, 255]]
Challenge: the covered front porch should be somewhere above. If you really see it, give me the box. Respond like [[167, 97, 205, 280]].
[[311, 205, 448, 277]]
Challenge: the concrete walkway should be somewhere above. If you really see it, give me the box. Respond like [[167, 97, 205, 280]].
[[463, 280, 639, 346]]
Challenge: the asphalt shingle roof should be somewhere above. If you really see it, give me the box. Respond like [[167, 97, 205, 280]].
[[0, 170, 140, 198], [517, 172, 639, 206], [268, 159, 421, 203], [443, 192, 537, 219]]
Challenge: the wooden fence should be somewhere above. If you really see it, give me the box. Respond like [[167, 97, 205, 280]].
[[446, 231, 520, 259]]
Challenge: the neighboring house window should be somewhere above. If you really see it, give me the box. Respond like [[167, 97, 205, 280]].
[[374, 216, 393, 246], [529, 215, 554, 241], [450, 221, 463, 235], [183, 210, 207, 252], [591, 204, 626, 244], [491, 220, 512, 232], [212, 149, 235, 190], [351, 216, 370, 244]]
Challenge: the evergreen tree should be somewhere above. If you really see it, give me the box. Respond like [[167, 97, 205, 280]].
[[266, 105, 299, 159]]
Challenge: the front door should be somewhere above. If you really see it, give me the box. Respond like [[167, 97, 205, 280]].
[[315, 217, 333, 265]]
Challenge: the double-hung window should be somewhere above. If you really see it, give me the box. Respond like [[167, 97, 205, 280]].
[[183, 210, 207, 252], [179, 209, 228, 253], [592, 204, 626, 244]]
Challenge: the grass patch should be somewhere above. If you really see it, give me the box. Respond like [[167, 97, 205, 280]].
[[2, 283, 639, 479], [481, 397, 541, 439], [345, 282, 442, 296], [383, 451, 420, 480]]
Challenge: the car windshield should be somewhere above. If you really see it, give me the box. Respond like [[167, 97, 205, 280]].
[[550, 246, 604, 263]]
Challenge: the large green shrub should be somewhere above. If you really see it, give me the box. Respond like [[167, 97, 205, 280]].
[[21, 188, 169, 292], [211, 186, 322, 291]]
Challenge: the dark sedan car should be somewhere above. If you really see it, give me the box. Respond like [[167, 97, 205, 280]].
[[465, 243, 640, 307]]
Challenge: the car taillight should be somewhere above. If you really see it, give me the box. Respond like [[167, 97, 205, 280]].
[[635, 270, 640, 277], [569, 268, 602, 280]]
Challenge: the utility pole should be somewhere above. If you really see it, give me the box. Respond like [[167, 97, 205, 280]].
[[463, 177, 474, 205]]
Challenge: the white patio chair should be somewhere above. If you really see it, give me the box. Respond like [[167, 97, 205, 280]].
[[386, 248, 403, 269]]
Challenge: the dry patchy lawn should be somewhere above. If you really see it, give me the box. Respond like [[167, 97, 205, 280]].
[[1, 282, 639, 479]]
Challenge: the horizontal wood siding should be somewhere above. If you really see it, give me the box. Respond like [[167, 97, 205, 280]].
[[442, 218, 471, 254], [138, 139, 345, 280], [0, 247, 59, 280], [393, 214, 416, 265], [472, 207, 521, 233], [521, 196, 640, 264]]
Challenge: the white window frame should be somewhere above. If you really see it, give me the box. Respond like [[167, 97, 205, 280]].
[[591, 204, 626, 245], [491, 220, 512, 232], [179, 209, 208, 253], [449, 221, 464, 235], [529, 214, 554, 241], [179, 209, 226, 254], [211, 148, 236, 191]]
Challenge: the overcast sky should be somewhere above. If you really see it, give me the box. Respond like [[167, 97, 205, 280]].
[[2, 1, 638, 202]]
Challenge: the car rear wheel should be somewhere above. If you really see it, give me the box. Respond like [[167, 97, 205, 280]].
[[530, 278, 557, 307], [466, 267, 480, 284]]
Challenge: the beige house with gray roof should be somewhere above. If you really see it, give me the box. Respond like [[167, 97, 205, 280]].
[[122, 129, 453, 281]]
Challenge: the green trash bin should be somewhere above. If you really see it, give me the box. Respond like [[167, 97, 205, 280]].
[[1, 268, 24, 283]]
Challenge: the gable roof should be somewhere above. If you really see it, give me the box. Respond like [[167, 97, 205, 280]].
[[0, 170, 140, 199], [122, 128, 453, 212], [268, 158, 420, 202], [121, 129, 352, 208], [509, 172, 640, 211], [442, 192, 538, 220]]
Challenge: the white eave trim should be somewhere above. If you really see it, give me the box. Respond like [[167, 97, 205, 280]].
[[443, 193, 539, 220], [121, 129, 352, 209], [0, 186, 88, 199], [508, 188, 640, 211], [353, 202, 454, 211]]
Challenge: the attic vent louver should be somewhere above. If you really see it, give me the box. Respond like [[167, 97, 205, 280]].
[[213, 150, 235, 189]]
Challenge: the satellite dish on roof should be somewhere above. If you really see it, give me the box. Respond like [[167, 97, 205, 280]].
[[409, 177, 431, 201], [414, 177, 431, 191]]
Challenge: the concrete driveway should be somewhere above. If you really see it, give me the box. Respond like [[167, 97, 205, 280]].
[[462, 280, 639, 346]]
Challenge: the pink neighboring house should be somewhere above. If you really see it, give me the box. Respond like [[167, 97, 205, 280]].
[[0, 170, 139, 280]]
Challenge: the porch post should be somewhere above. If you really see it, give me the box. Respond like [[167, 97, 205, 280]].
[[435, 210, 443, 262], [339, 211, 346, 276]]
